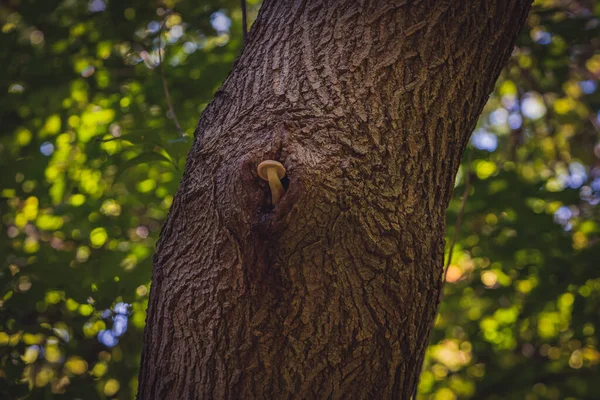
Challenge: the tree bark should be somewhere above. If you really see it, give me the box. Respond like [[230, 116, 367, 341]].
[[138, 1, 531, 399]]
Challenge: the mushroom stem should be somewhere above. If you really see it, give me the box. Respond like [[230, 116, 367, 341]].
[[266, 167, 285, 205], [257, 160, 286, 206]]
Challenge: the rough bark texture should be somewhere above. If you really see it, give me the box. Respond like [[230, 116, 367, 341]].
[[138, 1, 531, 399]]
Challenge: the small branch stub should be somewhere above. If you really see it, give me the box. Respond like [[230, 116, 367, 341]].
[[257, 160, 286, 205]]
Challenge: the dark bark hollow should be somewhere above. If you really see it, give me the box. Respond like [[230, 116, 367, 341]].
[[138, 1, 531, 399]]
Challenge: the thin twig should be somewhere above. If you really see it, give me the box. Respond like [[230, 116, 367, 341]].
[[443, 149, 473, 280], [158, 18, 184, 137], [241, 0, 248, 44], [411, 150, 473, 400]]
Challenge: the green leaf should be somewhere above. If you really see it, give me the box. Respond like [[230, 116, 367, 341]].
[[114, 152, 175, 182]]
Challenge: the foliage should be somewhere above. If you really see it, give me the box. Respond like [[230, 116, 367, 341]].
[[0, 0, 598, 399]]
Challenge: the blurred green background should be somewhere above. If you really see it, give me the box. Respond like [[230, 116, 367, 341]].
[[0, 0, 598, 399]]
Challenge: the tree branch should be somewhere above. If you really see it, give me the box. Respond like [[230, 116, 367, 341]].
[[158, 18, 184, 137], [241, 0, 248, 44]]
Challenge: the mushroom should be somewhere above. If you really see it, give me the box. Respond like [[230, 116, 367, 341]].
[[257, 160, 286, 205]]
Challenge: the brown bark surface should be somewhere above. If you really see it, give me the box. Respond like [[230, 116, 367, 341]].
[[138, 1, 532, 399]]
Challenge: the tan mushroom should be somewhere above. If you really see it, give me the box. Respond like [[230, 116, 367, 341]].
[[257, 160, 286, 205]]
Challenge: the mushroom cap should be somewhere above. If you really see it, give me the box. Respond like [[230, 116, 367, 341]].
[[257, 160, 286, 180]]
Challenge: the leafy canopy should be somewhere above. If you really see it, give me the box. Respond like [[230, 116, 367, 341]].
[[0, 0, 598, 399]]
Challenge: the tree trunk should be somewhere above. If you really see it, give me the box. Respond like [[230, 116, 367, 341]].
[[138, 1, 531, 398]]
